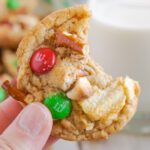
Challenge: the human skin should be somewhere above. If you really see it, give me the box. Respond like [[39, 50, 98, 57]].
[[0, 97, 57, 150]]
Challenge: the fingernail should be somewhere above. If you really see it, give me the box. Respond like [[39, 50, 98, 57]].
[[18, 103, 48, 137]]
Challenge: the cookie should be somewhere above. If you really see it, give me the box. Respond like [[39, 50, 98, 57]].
[[0, 14, 39, 49], [13, 5, 140, 141], [2, 49, 17, 76], [0, 0, 37, 16]]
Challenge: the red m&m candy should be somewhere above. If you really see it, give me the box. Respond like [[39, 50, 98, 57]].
[[30, 48, 56, 75]]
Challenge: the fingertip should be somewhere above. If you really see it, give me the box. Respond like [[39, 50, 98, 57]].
[[1, 102, 53, 150], [31, 102, 53, 128]]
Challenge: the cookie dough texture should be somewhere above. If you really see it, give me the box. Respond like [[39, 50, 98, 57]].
[[0, 14, 39, 49], [17, 5, 140, 141]]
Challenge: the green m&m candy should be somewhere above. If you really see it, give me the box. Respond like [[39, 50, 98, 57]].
[[43, 92, 72, 119], [6, 0, 20, 10], [0, 87, 7, 103]]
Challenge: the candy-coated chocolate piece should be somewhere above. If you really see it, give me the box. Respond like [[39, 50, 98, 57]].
[[0, 87, 6, 103], [30, 48, 56, 75], [43, 93, 72, 119], [6, 0, 20, 10]]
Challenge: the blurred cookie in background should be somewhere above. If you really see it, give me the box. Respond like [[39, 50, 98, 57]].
[[0, 0, 5, 16], [0, 49, 4, 73], [2, 49, 17, 76], [0, 14, 39, 49], [0, 0, 37, 16], [0, 64, 4, 74]]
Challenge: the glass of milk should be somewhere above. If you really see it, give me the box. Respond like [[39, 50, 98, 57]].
[[89, 0, 150, 134]]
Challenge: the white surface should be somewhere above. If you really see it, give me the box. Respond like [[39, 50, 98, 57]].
[[52, 134, 150, 150], [81, 134, 150, 150], [52, 140, 79, 150]]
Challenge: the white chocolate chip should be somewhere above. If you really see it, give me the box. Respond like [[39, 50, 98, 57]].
[[67, 77, 93, 100]]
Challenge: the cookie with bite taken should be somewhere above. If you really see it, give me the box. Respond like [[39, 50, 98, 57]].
[[3, 5, 140, 141], [0, 14, 39, 49]]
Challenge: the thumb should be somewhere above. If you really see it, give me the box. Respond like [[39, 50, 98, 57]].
[[0, 103, 53, 150]]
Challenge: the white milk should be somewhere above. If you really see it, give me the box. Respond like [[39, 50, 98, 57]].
[[89, 0, 150, 113]]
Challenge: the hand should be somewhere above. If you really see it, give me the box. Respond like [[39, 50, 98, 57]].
[[0, 97, 57, 150]]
